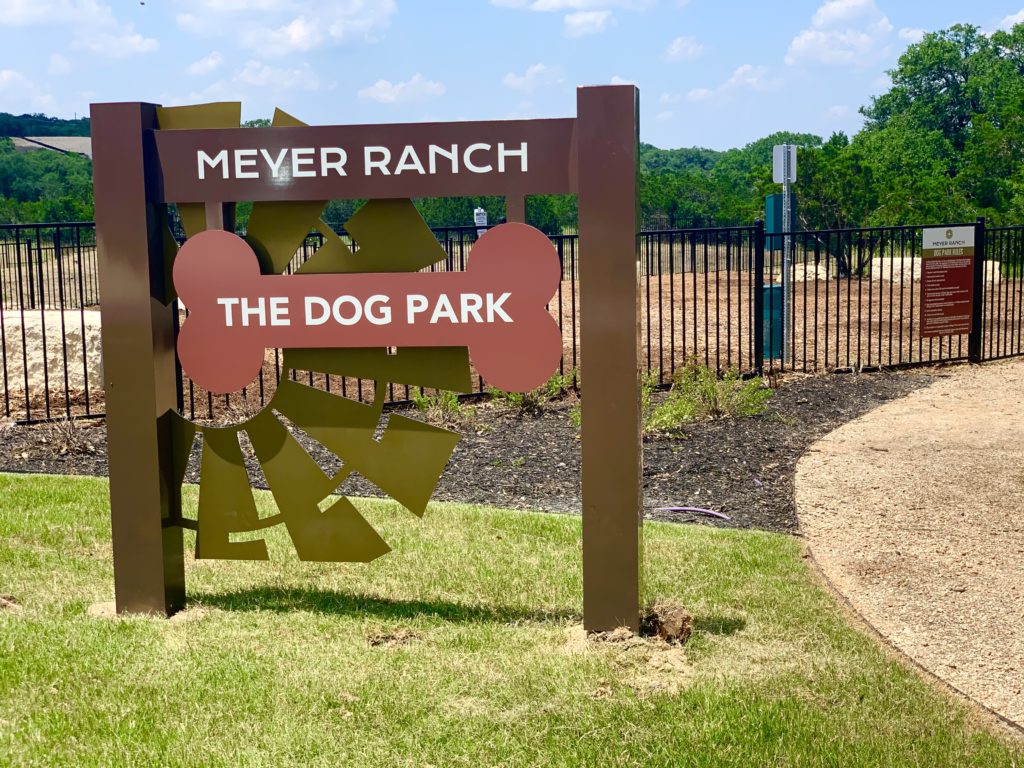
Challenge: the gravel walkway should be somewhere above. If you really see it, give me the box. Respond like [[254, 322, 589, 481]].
[[796, 359, 1024, 729]]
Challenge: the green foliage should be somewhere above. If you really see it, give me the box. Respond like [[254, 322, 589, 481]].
[[0, 111, 90, 137], [645, 363, 773, 434], [0, 138, 93, 223], [411, 389, 469, 426], [487, 369, 577, 414]]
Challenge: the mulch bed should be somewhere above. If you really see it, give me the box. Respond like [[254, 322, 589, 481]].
[[0, 368, 941, 534]]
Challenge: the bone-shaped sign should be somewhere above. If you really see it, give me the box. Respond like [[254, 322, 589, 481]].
[[174, 223, 563, 394]]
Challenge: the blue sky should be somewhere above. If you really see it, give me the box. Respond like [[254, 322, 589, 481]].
[[2, 0, 1024, 150]]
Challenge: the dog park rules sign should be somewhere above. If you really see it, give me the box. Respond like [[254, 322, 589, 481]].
[[920, 226, 975, 338]]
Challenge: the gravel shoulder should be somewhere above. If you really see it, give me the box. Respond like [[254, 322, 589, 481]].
[[796, 358, 1024, 729], [1, 368, 936, 533]]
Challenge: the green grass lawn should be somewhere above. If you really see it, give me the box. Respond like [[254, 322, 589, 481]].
[[0, 473, 1020, 767]]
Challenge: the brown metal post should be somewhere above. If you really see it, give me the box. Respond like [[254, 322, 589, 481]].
[[577, 85, 642, 632], [506, 196, 526, 224], [92, 102, 185, 615]]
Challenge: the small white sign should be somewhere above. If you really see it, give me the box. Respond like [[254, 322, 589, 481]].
[[922, 226, 974, 250], [772, 144, 797, 184]]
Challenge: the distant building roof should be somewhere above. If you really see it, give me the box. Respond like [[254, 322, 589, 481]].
[[10, 136, 92, 159]]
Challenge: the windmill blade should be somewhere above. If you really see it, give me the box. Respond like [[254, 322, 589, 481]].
[[156, 102, 241, 239], [343, 199, 449, 273], [293, 220, 359, 275], [246, 410, 390, 562], [244, 108, 328, 275], [196, 427, 269, 561], [284, 347, 472, 393], [273, 379, 460, 517]]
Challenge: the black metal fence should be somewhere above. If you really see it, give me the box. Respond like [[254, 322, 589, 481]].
[[2, 218, 1023, 423]]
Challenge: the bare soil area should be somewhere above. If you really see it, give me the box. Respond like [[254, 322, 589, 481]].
[[797, 358, 1024, 728]]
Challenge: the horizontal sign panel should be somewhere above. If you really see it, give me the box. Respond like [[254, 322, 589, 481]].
[[154, 118, 578, 202]]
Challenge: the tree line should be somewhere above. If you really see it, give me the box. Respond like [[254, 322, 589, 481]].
[[2, 23, 1023, 232]]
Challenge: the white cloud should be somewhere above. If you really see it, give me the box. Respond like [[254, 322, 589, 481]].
[[236, 60, 323, 91], [997, 10, 1024, 31], [564, 9, 612, 37], [175, 0, 397, 56], [74, 29, 159, 57], [686, 63, 781, 103], [610, 74, 635, 85], [662, 35, 703, 61], [503, 63, 552, 92], [656, 110, 673, 121], [826, 104, 850, 118], [898, 27, 925, 43], [358, 73, 445, 104], [48, 54, 72, 76], [0, 69, 57, 112], [0, 0, 158, 58], [724, 64, 781, 91], [187, 51, 223, 76], [492, 0, 651, 9], [785, 0, 893, 68]]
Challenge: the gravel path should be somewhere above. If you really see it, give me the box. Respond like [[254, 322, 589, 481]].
[[796, 359, 1024, 729]]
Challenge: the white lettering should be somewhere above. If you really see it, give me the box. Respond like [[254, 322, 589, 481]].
[[332, 296, 362, 326], [394, 145, 426, 175], [292, 147, 316, 178], [240, 297, 266, 327], [198, 150, 229, 180], [260, 148, 289, 178], [429, 144, 458, 174], [269, 296, 289, 327], [234, 149, 258, 179], [320, 147, 347, 177], [217, 297, 239, 326], [305, 296, 330, 326], [498, 142, 528, 173], [365, 146, 391, 175], [365, 295, 392, 325], [430, 294, 458, 324], [406, 294, 428, 322], [460, 293, 484, 323], [464, 143, 492, 174], [487, 292, 512, 322]]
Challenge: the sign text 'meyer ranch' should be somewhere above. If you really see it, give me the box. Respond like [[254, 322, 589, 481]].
[[154, 118, 577, 202], [197, 143, 529, 180]]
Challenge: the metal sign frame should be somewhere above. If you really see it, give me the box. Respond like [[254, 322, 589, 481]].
[[90, 85, 643, 632]]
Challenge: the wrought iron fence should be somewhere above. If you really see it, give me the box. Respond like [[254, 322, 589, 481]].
[[2, 217, 1023, 424]]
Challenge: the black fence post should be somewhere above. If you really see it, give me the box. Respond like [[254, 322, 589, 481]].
[[969, 216, 985, 363], [753, 219, 765, 375]]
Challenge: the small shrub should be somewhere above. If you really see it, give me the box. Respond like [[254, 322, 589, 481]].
[[645, 362, 773, 434], [412, 390, 469, 426], [488, 369, 578, 415]]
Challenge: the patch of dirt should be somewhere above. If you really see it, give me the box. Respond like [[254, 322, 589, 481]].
[[641, 599, 693, 644], [366, 629, 421, 648], [0, 368, 939, 533], [0, 595, 22, 614]]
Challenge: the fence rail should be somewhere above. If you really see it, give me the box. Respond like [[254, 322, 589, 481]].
[[2, 217, 1022, 423]]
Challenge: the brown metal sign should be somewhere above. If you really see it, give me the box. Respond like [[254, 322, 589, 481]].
[[921, 226, 975, 338], [155, 118, 577, 202], [174, 224, 562, 394], [91, 87, 641, 632]]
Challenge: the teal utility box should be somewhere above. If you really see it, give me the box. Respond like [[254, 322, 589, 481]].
[[763, 285, 783, 359], [765, 193, 797, 252]]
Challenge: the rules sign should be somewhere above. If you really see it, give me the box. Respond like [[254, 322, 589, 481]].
[[921, 226, 975, 338]]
